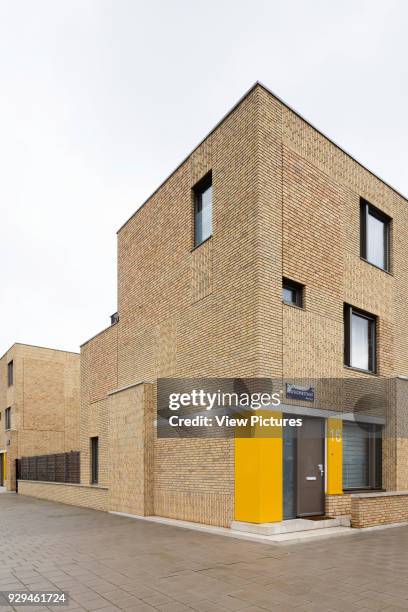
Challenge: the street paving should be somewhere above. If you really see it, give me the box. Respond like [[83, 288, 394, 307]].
[[0, 494, 408, 611]]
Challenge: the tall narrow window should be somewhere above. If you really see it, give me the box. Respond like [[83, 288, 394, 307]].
[[194, 172, 212, 247], [5, 407, 11, 431], [7, 360, 13, 386], [90, 437, 99, 484], [344, 304, 376, 373], [360, 199, 391, 271]]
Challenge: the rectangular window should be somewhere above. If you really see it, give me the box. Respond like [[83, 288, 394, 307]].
[[360, 199, 391, 271], [5, 407, 11, 431], [344, 304, 376, 373], [282, 278, 303, 308], [90, 437, 99, 484], [7, 360, 13, 386], [193, 172, 212, 247], [343, 421, 382, 490]]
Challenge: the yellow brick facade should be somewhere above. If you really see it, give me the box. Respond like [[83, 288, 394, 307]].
[[17, 83, 408, 529], [0, 343, 80, 490]]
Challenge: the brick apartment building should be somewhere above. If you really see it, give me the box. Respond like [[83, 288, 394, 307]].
[[0, 343, 80, 490], [17, 82, 408, 530]]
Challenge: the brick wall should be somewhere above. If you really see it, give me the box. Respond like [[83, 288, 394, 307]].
[[326, 494, 352, 517], [351, 492, 408, 528], [55, 83, 408, 525], [108, 382, 154, 516], [18, 480, 108, 511], [0, 344, 80, 491], [80, 326, 117, 487]]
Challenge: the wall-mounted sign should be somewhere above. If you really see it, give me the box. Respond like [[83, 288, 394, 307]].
[[286, 383, 315, 402]]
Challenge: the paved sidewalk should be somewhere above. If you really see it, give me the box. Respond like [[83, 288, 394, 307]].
[[0, 494, 408, 611]]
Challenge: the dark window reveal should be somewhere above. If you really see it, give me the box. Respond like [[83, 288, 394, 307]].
[[90, 437, 99, 484], [282, 278, 304, 308], [5, 407, 11, 431], [344, 304, 376, 373], [360, 199, 391, 271], [193, 173, 212, 247], [7, 360, 13, 386]]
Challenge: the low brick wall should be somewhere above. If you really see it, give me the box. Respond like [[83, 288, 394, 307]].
[[351, 491, 408, 528], [18, 480, 109, 512], [325, 494, 352, 517], [154, 490, 234, 528]]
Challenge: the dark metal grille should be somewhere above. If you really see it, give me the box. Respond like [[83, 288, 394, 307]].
[[18, 451, 80, 484]]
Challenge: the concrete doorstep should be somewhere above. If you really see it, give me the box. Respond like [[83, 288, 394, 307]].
[[231, 516, 351, 535], [110, 511, 357, 545], [109, 511, 408, 544]]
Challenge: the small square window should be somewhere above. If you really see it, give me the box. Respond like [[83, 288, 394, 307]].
[[344, 304, 376, 373], [360, 199, 391, 271], [7, 360, 13, 386], [193, 172, 212, 247], [282, 278, 303, 308]]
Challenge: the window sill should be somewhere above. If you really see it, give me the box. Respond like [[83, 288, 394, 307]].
[[282, 300, 304, 310], [360, 257, 393, 276], [191, 235, 212, 252], [344, 365, 378, 376]]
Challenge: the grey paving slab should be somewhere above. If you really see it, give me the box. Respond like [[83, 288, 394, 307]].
[[1, 493, 408, 610]]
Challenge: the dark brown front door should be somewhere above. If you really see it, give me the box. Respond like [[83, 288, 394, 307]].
[[297, 417, 325, 516]]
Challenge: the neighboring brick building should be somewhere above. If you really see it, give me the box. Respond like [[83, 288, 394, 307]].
[[18, 82, 408, 529], [0, 343, 80, 490]]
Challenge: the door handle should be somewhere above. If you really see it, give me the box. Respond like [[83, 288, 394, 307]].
[[317, 464, 324, 476]]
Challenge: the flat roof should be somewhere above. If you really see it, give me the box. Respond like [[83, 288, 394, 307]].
[[118, 80, 407, 234], [0, 342, 79, 361]]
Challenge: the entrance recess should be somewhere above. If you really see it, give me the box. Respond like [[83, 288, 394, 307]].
[[297, 417, 325, 516]]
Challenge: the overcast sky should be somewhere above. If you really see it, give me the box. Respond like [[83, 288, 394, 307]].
[[0, 0, 407, 354]]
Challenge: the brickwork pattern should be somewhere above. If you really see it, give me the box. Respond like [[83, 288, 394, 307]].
[[113, 89, 265, 525], [28, 83, 408, 527], [80, 326, 117, 487], [0, 344, 80, 491], [108, 383, 154, 515], [18, 480, 108, 511], [325, 494, 352, 517], [351, 493, 408, 528]]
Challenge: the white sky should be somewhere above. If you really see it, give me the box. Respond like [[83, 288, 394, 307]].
[[0, 0, 407, 354]]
